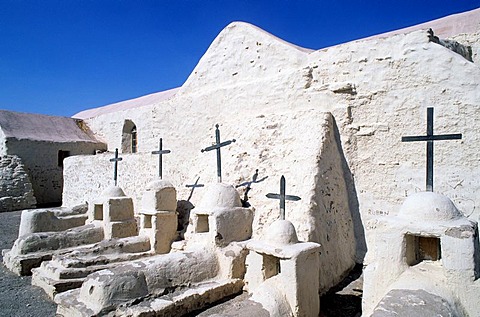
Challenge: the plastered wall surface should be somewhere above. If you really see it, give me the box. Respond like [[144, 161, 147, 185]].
[[66, 23, 479, 255]]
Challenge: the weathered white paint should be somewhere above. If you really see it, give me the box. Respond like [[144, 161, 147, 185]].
[[363, 192, 480, 316]]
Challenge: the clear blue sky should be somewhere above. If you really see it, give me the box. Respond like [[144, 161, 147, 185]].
[[1, 1, 479, 117]]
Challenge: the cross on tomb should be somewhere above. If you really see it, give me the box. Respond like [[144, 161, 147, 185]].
[[201, 124, 236, 183], [401, 107, 462, 192], [266, 175, 301, 220], [109, 148, 123, 186], [151, 138, 171, 179], [185, 176, 205, 201]]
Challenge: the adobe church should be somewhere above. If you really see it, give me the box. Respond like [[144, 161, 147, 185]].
[[1, 8, 479, 316]]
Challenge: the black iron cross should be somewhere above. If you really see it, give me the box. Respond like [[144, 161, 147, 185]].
[[151, 138, 171, 179], [185, 176, 205, 201], [266, 175, 301, 220], [109, 148, 122, 186], [201, 124, 236, 183], [401, 107, 462, 192]]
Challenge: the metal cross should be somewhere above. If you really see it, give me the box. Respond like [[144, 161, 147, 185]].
[[185, 177, 205, 201], [151, 138, 171, 179], [401, 107, 462, 192], [201, 124, 236, 183], [266, 175, 301, 220], [109, 148, 123, 186]]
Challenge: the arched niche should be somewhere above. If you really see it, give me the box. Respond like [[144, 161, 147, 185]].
[[122, 120, 137, 153]]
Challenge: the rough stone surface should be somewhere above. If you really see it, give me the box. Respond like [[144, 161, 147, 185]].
[[0, 155, 36, 212], [371, 289, 460, 317]]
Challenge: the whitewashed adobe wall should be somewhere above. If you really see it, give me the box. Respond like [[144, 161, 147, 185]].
[[65, 21, 480, 287], [78, 23, 479, 223], [7, 139, 104, 206], [64, 110, 360, 294], [0, 155, 36, 212]]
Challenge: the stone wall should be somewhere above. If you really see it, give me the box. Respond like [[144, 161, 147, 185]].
[[6, 139, 105, 205], [0, 155, 36, 212]]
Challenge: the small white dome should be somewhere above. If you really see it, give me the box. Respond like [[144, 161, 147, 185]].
[[265, 220, 299, 245], [145, 179, 174, 191], [197, 183, 242, 209], [398, 192, 463, 221], [101, 185, 126, 198]]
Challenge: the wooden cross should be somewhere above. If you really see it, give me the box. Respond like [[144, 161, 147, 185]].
[[151, 138, 171, 179], [266, 175, 301, 220], [402, 107, 462, 192], [109, 148, 122, 186], [201, 124, 236, 183], [185, 176, 205, 201]]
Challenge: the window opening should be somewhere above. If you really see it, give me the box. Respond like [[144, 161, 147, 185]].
[[58, 150, 70, 167], [131, 127, 137, 153], [121, 120, 137, 153]]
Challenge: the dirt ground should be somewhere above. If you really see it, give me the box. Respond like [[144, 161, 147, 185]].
[[0, 210, 362, 317], [0, 210, 57, 317]]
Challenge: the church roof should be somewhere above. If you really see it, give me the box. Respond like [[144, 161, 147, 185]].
[[67, 9, 480, 121], [363, 7, 480, 40], [0, 110, 101, 143], [72, 87, 180, 119]]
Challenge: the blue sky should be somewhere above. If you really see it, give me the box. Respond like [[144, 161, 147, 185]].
[[1, 1, 479, 117]]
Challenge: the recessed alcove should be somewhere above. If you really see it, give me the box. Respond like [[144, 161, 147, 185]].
[[405, 234, 441, 266], [262, 254, 280, 280], [93, 204, 103, 220], [196, 215, 209, 233], [143, 215, 152, 229]]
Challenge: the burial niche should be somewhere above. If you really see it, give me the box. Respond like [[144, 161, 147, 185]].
[[122, 120, 137, 153], [405, 234, 441, 266], [196, 214, 210, 233]]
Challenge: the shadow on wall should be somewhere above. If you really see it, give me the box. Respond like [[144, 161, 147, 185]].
[[177, 200, 195, 240], [332, 116, 367, 263]]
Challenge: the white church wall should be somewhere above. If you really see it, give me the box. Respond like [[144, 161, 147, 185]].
[[64, 23, 479, 293], [64, 109, 359, 294]]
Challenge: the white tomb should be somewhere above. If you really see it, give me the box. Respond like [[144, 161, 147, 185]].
[[363, 192, 480, 316]]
